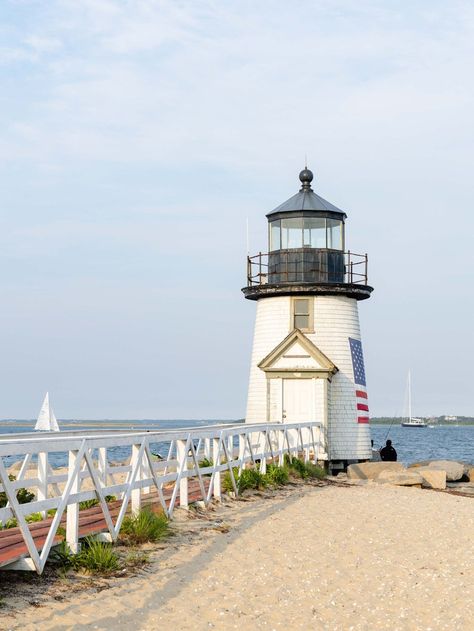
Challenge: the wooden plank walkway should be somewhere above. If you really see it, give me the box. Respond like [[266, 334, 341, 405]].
[[0, 480, 206, 569]]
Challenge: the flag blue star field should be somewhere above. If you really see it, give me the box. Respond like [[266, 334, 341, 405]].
[[349, 337, 369, 424]]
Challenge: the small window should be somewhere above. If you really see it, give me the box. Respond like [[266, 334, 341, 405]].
[[292, 298, 312, 331]]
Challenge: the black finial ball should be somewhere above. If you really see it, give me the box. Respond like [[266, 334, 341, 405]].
[[299, 168, 313, 186]]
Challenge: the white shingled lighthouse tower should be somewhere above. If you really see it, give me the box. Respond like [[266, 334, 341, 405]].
[[242, 167, 373, 470]]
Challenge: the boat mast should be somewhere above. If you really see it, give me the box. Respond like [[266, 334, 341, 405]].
[[408, 369, 412, 422]]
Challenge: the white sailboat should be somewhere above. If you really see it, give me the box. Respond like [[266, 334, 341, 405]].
[[35, 392, 60, 432], [401, 371, 427, 428]]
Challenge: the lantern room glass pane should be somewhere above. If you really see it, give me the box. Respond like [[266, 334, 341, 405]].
[[281, 218, 303, 249], [303, 218, 326, 248], [269, 220, 281, 251], [327, 219, 343, 250]]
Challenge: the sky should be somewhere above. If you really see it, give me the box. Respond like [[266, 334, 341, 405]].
[[0, 0, 473, 419]]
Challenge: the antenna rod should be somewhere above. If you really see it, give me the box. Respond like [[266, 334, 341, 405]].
[[246, 217, 250, 256]]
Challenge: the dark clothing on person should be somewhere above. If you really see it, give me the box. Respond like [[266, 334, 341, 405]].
[[380, 445, 397, 461]]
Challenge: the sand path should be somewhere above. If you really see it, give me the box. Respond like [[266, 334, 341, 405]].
[[3, 483, 474, 631]]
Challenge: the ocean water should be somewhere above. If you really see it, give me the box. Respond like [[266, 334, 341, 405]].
[[370, 424, 474, 465], [0, 419, 239, 468], [0, 421, 473, 468]]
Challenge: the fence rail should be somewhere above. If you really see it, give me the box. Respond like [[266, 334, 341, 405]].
[[0, 421, 323, 573]]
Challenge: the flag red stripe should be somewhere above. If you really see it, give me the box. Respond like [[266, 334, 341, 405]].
[[356, 390, 368, 399], [357, 416, 369, 424], [357, 403, 369, 411]]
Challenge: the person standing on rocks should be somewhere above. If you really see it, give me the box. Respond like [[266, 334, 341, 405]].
[[380, 439, 397, 461]]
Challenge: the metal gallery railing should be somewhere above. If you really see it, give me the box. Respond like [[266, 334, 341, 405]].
[[247, 250, 368, 286], [0, 421, 322, 574]]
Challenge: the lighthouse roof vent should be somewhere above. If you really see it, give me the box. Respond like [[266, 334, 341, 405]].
[[267, 168, 346, 218]]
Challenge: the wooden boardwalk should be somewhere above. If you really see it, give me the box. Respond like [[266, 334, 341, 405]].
[[0, 481, 205, 569]]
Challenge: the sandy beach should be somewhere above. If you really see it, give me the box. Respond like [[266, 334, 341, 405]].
[[1, 481, 473, 631]]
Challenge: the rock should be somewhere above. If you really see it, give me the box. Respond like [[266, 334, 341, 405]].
[[415, 468, 446, 490], [408, 461, 433, 469], [347, 461, 404, 480], [420, 460, 464, 482], [469, 467, 474, 483], [376, 470, 424, 486]]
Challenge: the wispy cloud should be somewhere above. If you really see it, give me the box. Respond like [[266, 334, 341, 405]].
[[0, 1, 473, 417]]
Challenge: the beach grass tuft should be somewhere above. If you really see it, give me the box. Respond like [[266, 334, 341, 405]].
[[120, 508, 169, 545], [51, 538, 120, 574], [264, 463, 290, 486], [222, 457, 325, 496]]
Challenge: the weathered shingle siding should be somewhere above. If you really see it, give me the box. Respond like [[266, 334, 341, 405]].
[[245, 295, 371, 460]]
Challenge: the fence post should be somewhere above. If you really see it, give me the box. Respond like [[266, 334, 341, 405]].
[[176, 439, 188, 509], [278, 429, 285, 466], [238, 434, 245, 470], [37, 452, 48, 519], [212, 437, 221, 500], [204, 437, 211, 461], [303, 426, 310, 463], [66, 450, 80, 553], [131, 444, 142, 516], [259, 430, 267, 473], [98, 447, 107, 486]]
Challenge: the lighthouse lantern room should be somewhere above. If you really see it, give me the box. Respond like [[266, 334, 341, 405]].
[[242, 168, 373, 469]]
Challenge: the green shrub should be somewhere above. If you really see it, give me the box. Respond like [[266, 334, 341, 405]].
[[79, 499, 99, 510], [0, 475, 35, 508], [283, 455, 326, 480], [263, 464, 289, 487], [78, 495, 116, 511], [50, 540, 75, 568], [120, 508, 169, 545], [222, 468, 239, 493], [1, 518, 17, 529], [199, 457, 213, 468], [304, 462, 326, 480], [239, 468, 265, 492], [25, 512, 43, 523], [223, 467, 267, 494]]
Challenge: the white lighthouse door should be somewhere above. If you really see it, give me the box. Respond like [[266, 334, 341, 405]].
[[282, 379, 313, 422]]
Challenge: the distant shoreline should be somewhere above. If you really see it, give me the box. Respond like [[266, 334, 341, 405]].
[[1, 419, 473, 429]]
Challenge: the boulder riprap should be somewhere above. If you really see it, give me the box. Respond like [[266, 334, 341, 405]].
[[415, 468, 447, 490], [347, 462, 404, 480], [410, 460, 464, 482], [376, 470, 423, 486]]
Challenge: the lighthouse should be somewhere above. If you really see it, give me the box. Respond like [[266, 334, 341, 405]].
[[242, 167, 373, 469]]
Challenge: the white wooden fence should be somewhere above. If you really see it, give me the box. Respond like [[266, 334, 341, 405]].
[[0, 421, 323, 573]]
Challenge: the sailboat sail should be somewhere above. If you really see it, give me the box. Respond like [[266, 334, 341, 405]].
[[35, 392, 60, 432]]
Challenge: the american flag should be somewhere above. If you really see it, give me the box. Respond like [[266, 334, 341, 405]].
[[349, 337, 369, 424]]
